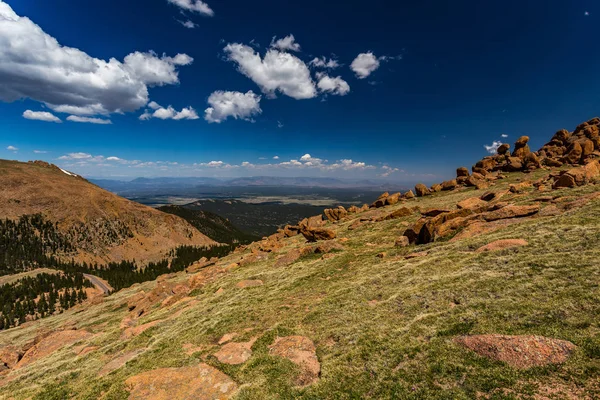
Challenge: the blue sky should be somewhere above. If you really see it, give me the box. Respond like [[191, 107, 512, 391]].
[[1, 0, 599, 183]]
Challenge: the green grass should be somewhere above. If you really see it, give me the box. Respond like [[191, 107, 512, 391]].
[[1, 172, 600, 399]]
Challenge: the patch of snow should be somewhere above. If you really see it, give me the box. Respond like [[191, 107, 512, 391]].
[[59, 168, 76, 177]]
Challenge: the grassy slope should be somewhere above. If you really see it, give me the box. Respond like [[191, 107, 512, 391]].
[[1, 170, 600, 399]]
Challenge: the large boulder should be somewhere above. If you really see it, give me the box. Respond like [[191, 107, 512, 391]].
[[456, 167, 470, 177], [483, 204, 540, 221], [371, 192, 389, 208], [300, 227, 337, 242], [563, 141, 582, 165], [497, 143, 510, 155], [404, 190, 415, 199], [441, 179, 457, 191], [385, 192, 402, 205], [414, 183, 431, 197], [553, 160, 600, 188], [324, 206, 348, 222]]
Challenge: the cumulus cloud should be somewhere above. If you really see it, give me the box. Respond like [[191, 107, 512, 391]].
[[167, 0, 214, 16], [139, 102, 200, 121], [484, 141, 503, 154], [66, 115, 112, 124], [6, 145, 18, 152], [224, 43, 316, 99], [0, 2, 193, 117], [204, 90, 262, 123], [270, 34, 301, 52], [316, 73, 350, 96], [380, 165, 401, 177], [178, 19, 197, 28], [273, 155, 279, 159], [22, 110, 61, 123], [309, 57, 340, 69], [350, 52, 381, 79], [501, 134, 508, 138]]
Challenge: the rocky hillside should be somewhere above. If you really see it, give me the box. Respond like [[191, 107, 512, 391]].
[[0, 160, 215, 265], [1, 120, 600, 399]]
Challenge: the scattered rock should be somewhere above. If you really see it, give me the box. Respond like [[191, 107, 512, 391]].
[[456, 167, 470, 177], [236, 280, 263, 289], [404, 190, 415, 199], [377, 207, 412, 221], [385, 192, 402, 205], [371, 192, 389, 208], [269, 336, 320, 386], [17, 329, 92, 369], [457, 197, 487, 211], [0, 346, 22, 369], [455, 335, 576, 369], [394, 237, 410, 247], [376, 252, 387, 258], [422, 208, 450, 217], [125, 363, 238, 399], [441, 179, 457, 191], [300, 227, 337, 242], [497, 143, 510, 155], [483, 204, 540, 221], [476, 239, 528, 252], [274, 249, 302, 267], [414, 183, 431, 197], [214, 338, 257, 365], [324, 206, 348, 222]]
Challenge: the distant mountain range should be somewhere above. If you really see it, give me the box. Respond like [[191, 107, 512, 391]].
[[91, 176, 407, 192]]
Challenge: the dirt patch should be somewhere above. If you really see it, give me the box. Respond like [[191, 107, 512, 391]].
[[269, 336, 320, 386], [125, 363, 238, 399], [476, 239, 528, 252], [455, 335, 576, 369], [99, 349, 145, 376], [17, 329, 92, 369]]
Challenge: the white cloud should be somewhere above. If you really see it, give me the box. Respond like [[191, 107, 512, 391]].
[[204, 90, 262, 123], [309, 57, 339, 69], [316, 73, 350, 96], [106, 156, 122, 161], [0, 2, 193, 117], [277, 121, 283, 128], [484, 141, 503, 154], [501, 134, 508, 138], [22, 110, 61, 123], [140, 102, 200, 121], [270, 34, 301, 52], [224, 43, 316, 100], [273, 155, 279, 159], [350, 52, 381, 79], [59, 152, 94, 160], [6, 145, 18, 152], [66, 116, 112, 125], [380, 165, 400, 177], [167, 0, 214, 16], [33, 150, 48, 154], [178, 19, 197, 28]]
